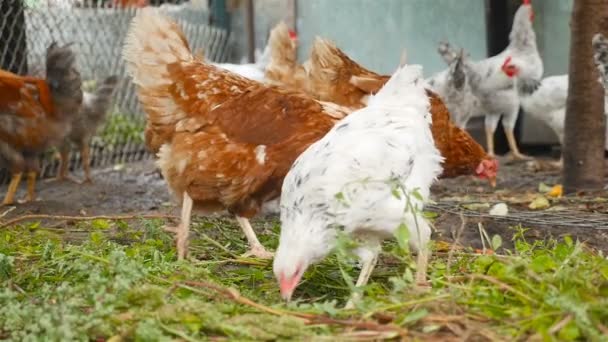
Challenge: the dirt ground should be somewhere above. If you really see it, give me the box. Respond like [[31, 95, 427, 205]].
[[1, 155, 607, 252]]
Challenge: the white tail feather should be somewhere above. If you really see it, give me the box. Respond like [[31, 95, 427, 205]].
[[368, 65, 429, 114]]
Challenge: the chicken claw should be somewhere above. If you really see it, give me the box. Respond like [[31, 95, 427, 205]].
[[235, 216, 273, 259], [166, 192, 194, 261], [241, 245, 274, 259], [46, 174, 81, 184], [164, 223, 189, 260], [508, 151, 534, 161]]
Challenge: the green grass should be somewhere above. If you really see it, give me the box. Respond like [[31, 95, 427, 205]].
[[96, 111, 145, 149], [0, 217, 607, 341]]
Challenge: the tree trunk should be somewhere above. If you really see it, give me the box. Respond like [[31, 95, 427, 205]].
[[563, 0, 608, 192]]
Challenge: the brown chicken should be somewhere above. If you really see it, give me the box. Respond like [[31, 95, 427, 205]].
[[308, 38, 498, 186], [264, 21, 310, 92], [0, 42, 83, 205], [56, 75, 119, 183], [123, 9, 348, 260]]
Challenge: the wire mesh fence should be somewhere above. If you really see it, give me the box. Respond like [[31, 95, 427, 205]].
[[0, 0, 232, 184], [428, 201, 608, 229]]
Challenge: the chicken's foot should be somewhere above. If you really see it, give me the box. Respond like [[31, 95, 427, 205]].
[[164, 192, 193, 260], [549, 156, 564, 169], [236, 216, 274, 259], [2, 173, 23, 206], [46, 149, 80, 184], [344, 252, 379, 309], [505, 129, 532, 160], [415, 248, 431, 290]]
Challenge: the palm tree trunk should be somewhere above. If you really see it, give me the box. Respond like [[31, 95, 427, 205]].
[[563, 0, 608, 192]]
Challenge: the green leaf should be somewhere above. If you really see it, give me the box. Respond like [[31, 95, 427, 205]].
[[399, 308, 429, 325], [491, 235, 503, 251], [423, 211, 438, 219], [538, 182, 552, 193], [91, 219, 111, 230], [529, 196, 550, 210], [28, 221, 41, 230], [391, 188, 402, 200], [530, 254, 556, 273], [411, 188, 424, 201], [395, 223, 410, 253]]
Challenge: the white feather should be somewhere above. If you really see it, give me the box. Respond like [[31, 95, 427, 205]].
[[518, 75, 568, 144], [211, 43, 271, 82]]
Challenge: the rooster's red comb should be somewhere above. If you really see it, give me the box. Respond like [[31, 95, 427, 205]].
[[501, 56, 513, 68], [288, 30, 297, 40], [523, 0, 531, 5]]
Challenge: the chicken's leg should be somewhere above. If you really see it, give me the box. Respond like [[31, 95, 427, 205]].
[[24, 171, 37, 202], [344, 251, 379, 309], [484, 114, 501, 158], [2, 173, 23, 206], [415, 248, 430, 288], [47, 146, 79, 184], [484, 127, 496, 158], [81, 144, 92, 184], [505, 128, 532, 161], [236, 216, 274, 259], [58, 148, 68, 180], [164, 192, 193, 260]]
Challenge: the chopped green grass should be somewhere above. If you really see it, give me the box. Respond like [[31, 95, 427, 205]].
[[0, 217, 607, 341]]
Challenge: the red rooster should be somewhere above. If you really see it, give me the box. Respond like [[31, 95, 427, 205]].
[[123, 9, 348, 259]]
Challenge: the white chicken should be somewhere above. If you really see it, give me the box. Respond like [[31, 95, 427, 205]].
[[502, 35, 608, 158], [501, 56, 569, 160], [427, 0, 542, 160], [212, 28, 297, 82], [273, 64, 444, 306], [211, 45, 270, 82]]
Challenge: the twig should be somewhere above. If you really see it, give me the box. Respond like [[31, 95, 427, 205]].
[[0, 213, 177, 228], [548, 314, 573, 335], [192, 258, 268, 267], [178, 281, 291, 317], [177, 281, 408, 336], [0, 207, 16, 218], [447, 214, 466, 278], [157, 317, 203, 342], [362, 294, 451, 319], [196, 232, 239, 258]]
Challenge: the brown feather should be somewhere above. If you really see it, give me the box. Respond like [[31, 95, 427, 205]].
[[307, 39, 493, 179]]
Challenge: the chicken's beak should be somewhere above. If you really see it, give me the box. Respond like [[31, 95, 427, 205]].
[[489, 176, 497, 188], [279, 274, 302, 301]]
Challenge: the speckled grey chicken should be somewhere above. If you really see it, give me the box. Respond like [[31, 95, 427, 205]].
[[56, 75, 119, 183]]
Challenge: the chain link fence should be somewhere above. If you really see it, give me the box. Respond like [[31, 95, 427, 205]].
[[0, 0, 232, 184]]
